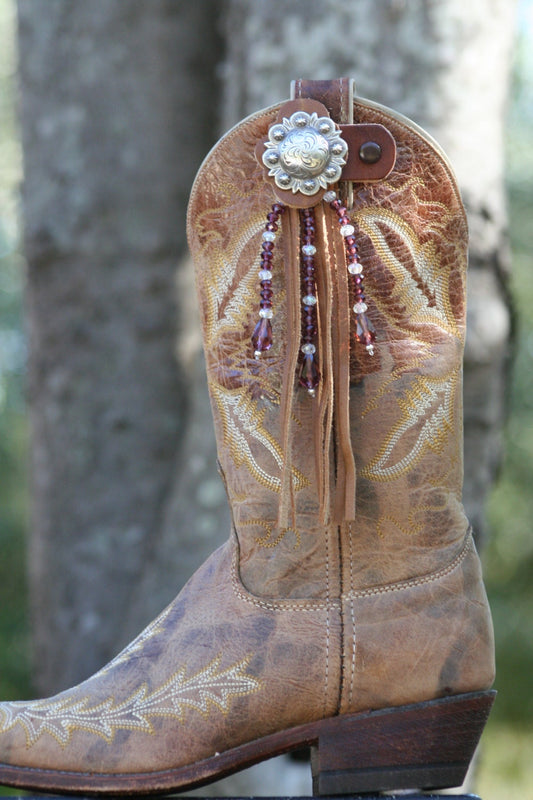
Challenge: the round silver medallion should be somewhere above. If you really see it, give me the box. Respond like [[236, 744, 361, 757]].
[[263, 111, 348, 196]]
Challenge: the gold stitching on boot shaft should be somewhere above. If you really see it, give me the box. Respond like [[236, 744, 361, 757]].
[[352, 196, 464, 482], [191, 107, 466, 521], [241, 518, 302, 550], [361, 372, 459, 481], [355, 206, 461, 337], [210, 384, 309, 493], [0, 655, 261, 749], [195, 191, 312, 495], [375, 494, 451, 539]]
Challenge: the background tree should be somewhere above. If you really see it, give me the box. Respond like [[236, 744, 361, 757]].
[[17, 0, 227, 693], [13, 0, 519, 794]]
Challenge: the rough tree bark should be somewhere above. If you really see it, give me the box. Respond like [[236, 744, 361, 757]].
[[18, 0, 227, 695]]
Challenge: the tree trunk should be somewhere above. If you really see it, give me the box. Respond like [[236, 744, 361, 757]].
[[221, 0, 516, 546], [18, 0, 226, 696]]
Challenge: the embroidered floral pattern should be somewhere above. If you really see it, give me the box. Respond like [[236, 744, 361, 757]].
[[92, 605, 173, 679], [0, 655, 261, 748], [195, 193, 309, 495], [354, 200, 464, 482]]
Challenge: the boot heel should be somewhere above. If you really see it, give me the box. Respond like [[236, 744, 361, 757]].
[[311, 690, 495, 795]]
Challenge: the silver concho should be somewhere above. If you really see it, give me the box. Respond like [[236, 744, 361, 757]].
[[263, 111, 348, 196]]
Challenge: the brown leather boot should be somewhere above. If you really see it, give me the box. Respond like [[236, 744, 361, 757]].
[[0, 78, 495, 795]]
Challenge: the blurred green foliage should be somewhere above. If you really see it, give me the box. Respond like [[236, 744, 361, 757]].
[[483, 1, 533, 731], [485, 189, 533, 728]]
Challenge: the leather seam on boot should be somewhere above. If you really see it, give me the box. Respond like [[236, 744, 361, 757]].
[[334, 524, 344, 717], [344, 531, 473, 600], [230, 536, 341, 612], [323, 516, 331, 716], [347, 521, 357, 707]]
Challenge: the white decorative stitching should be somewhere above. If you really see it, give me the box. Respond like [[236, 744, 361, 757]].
[[345, 532, 473, 600], [323, 524, 330, 716], [348, 522, 356, 707], [0, 655, 261, 749]]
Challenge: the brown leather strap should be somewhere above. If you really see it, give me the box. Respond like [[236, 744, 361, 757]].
[[292, 78, 396, 182], [340, 123, 396, 182], [291, 78, 354, 124], [290, 79, 358, 523]]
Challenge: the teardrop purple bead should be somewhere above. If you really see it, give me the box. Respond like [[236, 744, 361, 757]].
[[355, 312, 375, 346], [299, 353, 320, 395], [252, 317, 273, 355]]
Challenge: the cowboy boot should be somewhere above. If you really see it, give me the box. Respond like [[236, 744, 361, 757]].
[[0, 78, 495, 795]]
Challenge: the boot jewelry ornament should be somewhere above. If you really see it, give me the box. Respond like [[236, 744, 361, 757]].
[[254, 103, 377, 388], [262, 110, 348, 196]]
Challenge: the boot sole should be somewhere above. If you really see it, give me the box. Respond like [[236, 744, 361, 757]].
[[0, 690, 495, 796]]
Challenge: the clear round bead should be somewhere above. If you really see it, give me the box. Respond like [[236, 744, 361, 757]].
[[258, 269, 273, 281], [302, 244, 317, 256], [302, 295, 317, 306], [259, 308, 274, 319], [301, 343, 316, 355], [347, 262, 363, 275], [323, 190, 337, 203], [340, 224, 355, 237], [353, 301, 368, 314], [262, 230, 276, 242]]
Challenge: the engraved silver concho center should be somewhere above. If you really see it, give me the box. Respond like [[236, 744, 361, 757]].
[[263, 111, 348, 196], [279, 129, 330, 178]]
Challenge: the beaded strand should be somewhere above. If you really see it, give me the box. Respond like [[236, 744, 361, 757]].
[[298, 207, 320, 397], [323, 190, 375, 355], [252, 203, 285, 358]]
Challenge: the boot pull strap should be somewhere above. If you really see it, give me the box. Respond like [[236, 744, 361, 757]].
[[291, 78, 354, 124], [292, 78, 354, 211], [291, 77, 396, 184]]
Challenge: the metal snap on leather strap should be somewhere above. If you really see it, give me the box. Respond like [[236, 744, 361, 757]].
[[359, 141, 382, 164]]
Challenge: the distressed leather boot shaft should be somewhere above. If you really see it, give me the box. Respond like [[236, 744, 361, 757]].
[[0, 79, 495, 796]]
